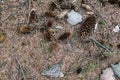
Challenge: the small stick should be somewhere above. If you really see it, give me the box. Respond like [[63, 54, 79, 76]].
[[51, 1, 62, 11], [15, 56, 26, 80], [90, 37, 111, 53]]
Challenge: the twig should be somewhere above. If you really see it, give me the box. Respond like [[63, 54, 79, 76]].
[[51, 1, 62, 11], [90, 37, 111, 53], [15, 56, 26, 80]]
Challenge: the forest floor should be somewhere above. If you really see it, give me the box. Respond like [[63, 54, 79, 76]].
[[0, 0, 120, 80]]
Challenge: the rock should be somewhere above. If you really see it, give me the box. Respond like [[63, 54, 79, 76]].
[[100, 67, 116, 80], [113, 25, 120, 32], [67, 10, 82, 25], [111, 62, 120, 78], [41, 64, 64, 77]]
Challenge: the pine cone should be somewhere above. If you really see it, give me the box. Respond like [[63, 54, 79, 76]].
[[79, 15, 96, 39]]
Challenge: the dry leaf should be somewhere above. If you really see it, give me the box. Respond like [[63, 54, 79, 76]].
[[58, 32, 71, 41]]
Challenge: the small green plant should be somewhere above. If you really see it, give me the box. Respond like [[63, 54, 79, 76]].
[[98, 20, 105, 26]]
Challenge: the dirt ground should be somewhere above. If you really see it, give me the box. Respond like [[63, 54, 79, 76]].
[[0, 0, 120, 80]]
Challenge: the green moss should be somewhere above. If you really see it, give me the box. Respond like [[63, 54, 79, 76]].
[[82, 61, 99, 73]]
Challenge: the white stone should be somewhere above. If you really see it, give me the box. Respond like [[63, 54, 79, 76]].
[[113, 25, 120, 32], [60, 72, 64, 77], [67, 10, 82, 25], [41, 64, 63, 77], [111, 62, 120, 78], [100, 67, 116, 80]]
